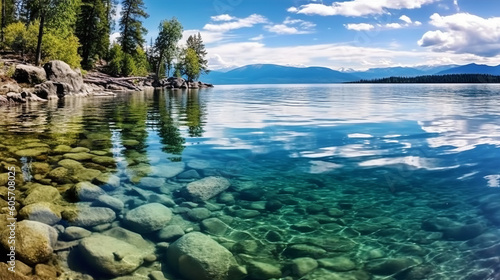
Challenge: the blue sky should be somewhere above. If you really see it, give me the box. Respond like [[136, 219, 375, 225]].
[[116, 0, 500, 70]]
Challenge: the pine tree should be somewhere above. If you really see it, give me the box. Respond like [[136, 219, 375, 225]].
[[119, 0, 148, 55], [76, 0, 114, 69], [186, 33, 209, 76]]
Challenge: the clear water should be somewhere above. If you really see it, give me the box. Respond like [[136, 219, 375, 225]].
[[1, 84, 500, 280]]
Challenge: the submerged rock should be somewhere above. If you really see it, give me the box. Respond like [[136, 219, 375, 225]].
[[365, 257, 420, 275], [23, 184, 61, 205], [79, 234, 146, 276], [245, 260, 282, 279], [19, 202, 62, 225], [70, 181, 105, 201], [123, 203, 172, 233], [166, 232, 246, 280], [292, 257, 318, 277], [0, 220, 58, 265], [185, 176, 231, 201], [63, 206, 116, 227]]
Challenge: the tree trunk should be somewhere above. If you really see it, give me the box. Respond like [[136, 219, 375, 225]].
[[1, 0, 6, 43], [156, 50, 164, 78], [35, 11, 45, 66]]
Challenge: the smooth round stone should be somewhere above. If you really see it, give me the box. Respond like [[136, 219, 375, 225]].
[[63, 152, 94, 161], [62, 226, 92, 240], [53, 145, 72, 154], [122, 139, 140, 147], [327, 208, 344, 217], [70, 147, 91, 153], [157, 225, 185, 241], [63, 206, 116, 227], [201, 218, 229, 236], [318, 257, 356, 271], [93, 195, 124, 212], [19, 202, 61, 225], [79, 234, 146, 276], [70, 182, 105, 201], [147, 194, 176, 207], [292, 257, 318, 277], [218, 193, 235, 205], [92, 156, 116, 166], [284, 244, 327, 258], [24, 184, 62, 205], [124, 203, 172, 233], [235, 209, 260, 219], [94, 173, 121, 189], [15, 147, 50, 157], [239, 188, 266, 201], [152, 162, 186, 178], [58, 159, 84, 170], [246, 260, 282, 279], [185, 176, 230, 201], [187, 208, 211, 221]]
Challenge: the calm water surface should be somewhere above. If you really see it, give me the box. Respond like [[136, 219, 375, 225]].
[[1, 84, 500, 280]]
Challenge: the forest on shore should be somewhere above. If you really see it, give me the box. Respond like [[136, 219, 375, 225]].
[[350, 74, 500, 84], [0, 0, 208, 81]]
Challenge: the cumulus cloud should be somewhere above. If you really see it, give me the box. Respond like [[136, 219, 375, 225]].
[[211, 14, 235, 22], [203, 14, 268, 32], [345, 23, 374, 31], [265, 17, 316, 34], [207, 41, 499, 70], [288, 0, 439, 17], [345, 15, 422, 31], [418, 13, 500, 57]]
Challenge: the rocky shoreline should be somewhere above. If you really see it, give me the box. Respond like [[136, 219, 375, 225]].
[[0, 59, 213, 105]]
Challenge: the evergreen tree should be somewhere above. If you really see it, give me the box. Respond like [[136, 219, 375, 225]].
[[153, 17, 182, 78], [1, 0, 16, 43], [118, 0, 148, 55], [186, 33, 209, 76], [76, 0, 114, 69]]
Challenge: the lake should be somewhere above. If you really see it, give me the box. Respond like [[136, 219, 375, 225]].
[[1, 84, 500, 280]]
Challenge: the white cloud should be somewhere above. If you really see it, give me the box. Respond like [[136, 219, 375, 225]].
[[250, 34, 265, 41], [211, 14, 235, 22], [203, 14, 268, 32], [399, 15, 412, 24], [385, 23, 403, 29], [418, 13, 500, 57], [345, 16, 421, 31], [265, 17, 316, 34], [288, 0, 440, 17], [345, 23, 374, 31], [207, 41, 500, 71]]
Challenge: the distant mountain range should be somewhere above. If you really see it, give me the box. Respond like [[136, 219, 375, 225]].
[[203, 63, 500, 84]]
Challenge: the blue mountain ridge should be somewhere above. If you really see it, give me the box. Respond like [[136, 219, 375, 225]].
[[203, 63, 499, 84]]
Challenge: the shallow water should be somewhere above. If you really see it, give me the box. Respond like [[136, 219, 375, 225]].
[[1, 84, 500, 280]]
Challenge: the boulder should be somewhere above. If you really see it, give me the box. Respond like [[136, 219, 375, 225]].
[[0, 220, 58, 265], [167, 232, 246, 280], [167, 77, 186, 88], [291, 257, 318, 277], [13, 64, 47, 84], [123, 203, 172, 233], [69, 181, 105, 201], [79, 234, 146, 276], [63, 206, 116, 227], [93, 195, 124, 212], [245, 260, 282, 279], [157, 225, 185, 241], [43, 60, 85, 96], [185, 176, 231, 201], [62, 226, 92, 240], [23, 184, 61, 205], [0, 79, 21, 95], [19, 202, 62, 225]]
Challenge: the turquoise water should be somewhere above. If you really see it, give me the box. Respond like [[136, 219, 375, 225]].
[[1, 84, 500, 279]]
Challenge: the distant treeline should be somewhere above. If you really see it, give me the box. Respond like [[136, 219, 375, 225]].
[[350, 74, 500, 84]]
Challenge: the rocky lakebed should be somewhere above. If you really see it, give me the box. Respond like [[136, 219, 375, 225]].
[[0, 136, 500, 280]]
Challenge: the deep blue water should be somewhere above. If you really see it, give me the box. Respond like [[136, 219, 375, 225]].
[[1, 84, 500, 280]]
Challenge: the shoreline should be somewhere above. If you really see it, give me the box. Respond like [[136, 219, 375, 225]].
[[0, 59, 213, 105]]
